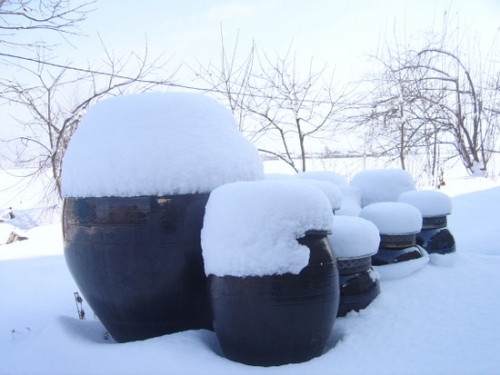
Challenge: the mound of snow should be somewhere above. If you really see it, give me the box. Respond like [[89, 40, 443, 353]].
[[265, 173, 294, 180], [201, 180, 334, 277], [293, 178, 342, 211], [429, 252, 457, 267], [360, 202, 422, 235], [328, 216, 380, 259], [398, 190, 452, 217], [61, 92, 264, 198], [295, 170, 348, 186], [336, 186, 362, 216], [350, 169, 416, 207], [374, 249, 430, 280], [440, 176, 498, 197]]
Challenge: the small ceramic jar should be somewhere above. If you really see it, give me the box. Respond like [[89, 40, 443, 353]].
[[360, 202, 429, 279], [398, 190, 456, 256], [328, 216, 381, 317]]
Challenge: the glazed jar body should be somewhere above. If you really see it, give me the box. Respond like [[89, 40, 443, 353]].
[[417, 216, 456, 255], [337, 256, 380, 317], [372, 233, 425, 266], [63, 194, 212, 343], [208, 231, 339, 366]]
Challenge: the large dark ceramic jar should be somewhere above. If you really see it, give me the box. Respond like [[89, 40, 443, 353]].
[[208, 231, 339, 367], [60, 92, 266, 342], [63, 193, 212, 343]]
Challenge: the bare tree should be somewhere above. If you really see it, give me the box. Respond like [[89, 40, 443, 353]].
[[193, 37, 353, 173], [362, 46, 453, 185], [0, 44, 177, 203], [407, 47, 497, 176], [0, 0, 94, 51], [363, 15, 499, 180], [365, 55, 417, 171]]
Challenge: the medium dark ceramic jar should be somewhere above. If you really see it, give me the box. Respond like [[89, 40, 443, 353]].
[[208, 231, 339, 367], [371, 233, 425, 266], [63, 193, 212, 343], [417, 215, 456, 255], [337, 256, 380, 317]]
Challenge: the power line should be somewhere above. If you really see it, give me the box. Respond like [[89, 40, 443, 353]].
[[0, 51, 210, 93], [0, 51, 352, 105]]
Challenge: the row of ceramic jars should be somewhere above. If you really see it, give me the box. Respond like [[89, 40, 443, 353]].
[[63, 176, 454, 367], [64, 180, 343, 367], [62, 185, 456, 339], [350, 169, 456, 270], [60, 92, 435, 368]]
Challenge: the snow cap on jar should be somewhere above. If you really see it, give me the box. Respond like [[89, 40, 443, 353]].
[[359, 202, 422, 235], [350, 169, 416, 207], [328, 216, 380, 259], [398, 190, 452, 217], [201, 180, 334, 277], [61, 92, 264, 198]]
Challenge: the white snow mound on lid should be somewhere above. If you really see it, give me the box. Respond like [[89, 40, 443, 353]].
[[328, 216, 380, 259], [293, 178, 342, 211], [398, 190, 452, 217], [265, 173, 294, 180], [336, 186, 362, 216], [350, 169, 416, 207], [359, 202, 422, 235], [61, 92, 264, 197], [201, 180, 334, 277], [295, 170, 348, 186]]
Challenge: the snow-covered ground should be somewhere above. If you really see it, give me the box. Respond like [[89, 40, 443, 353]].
[[1, 167, 500, 374]]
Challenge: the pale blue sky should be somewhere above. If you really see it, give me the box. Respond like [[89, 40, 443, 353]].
[[69, 0, 499, 81]]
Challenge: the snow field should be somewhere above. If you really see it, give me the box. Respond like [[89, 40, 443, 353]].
[[1, 174, 500, 375]]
